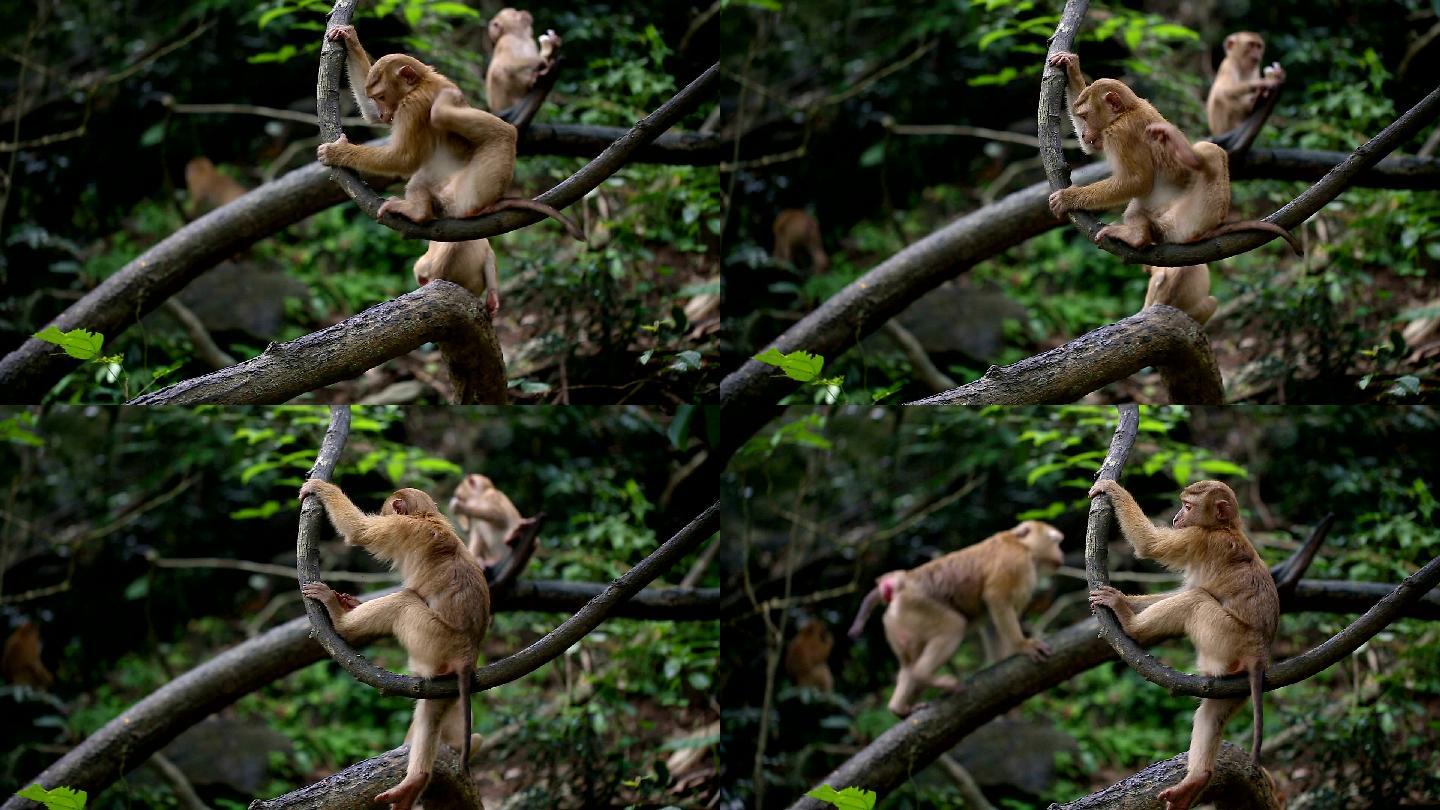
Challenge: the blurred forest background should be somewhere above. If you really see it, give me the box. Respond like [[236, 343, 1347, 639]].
[[0, 405, 720, 807], [721, 0, 1440, 403], [720, 405, 1440, 808], [0, 0, 719, 403]]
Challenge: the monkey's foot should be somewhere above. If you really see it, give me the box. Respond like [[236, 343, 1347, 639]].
[[299, 581, 335, 603], [1022, 638, 1052, 661], [486, 289, 500, 317], [375, 771, 429, 810], [1089, 585, 1126, 612], [929, 675, 965, 693], [1095, 224, 1151, 248], [377, 198, 433, 223], [1047, 51, 1077, 68], [888, 702, 915, 718], [1157, 769, 1211, 810]]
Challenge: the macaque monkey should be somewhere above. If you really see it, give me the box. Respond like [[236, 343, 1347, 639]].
[[847, 521, 1065, 716], [1088, 479, 1278, 810], [299, 480, 490, 810], [449, 473, 537, 568], [485, 8, 561, 115], [771, 209, 830, 274], [1143, 264, 1217, 325], [784, 619, 835, 692], [413, 239, 502, 316], [184, 157, 248, 216], [1207, 32, 1285, 136], [2, 622, 55, 689], [1046, 52, 1299, 254], [320, 25, 582, 240]]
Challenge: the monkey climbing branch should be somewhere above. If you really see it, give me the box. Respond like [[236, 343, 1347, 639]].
[[1086, 404, 1440, 698], [297, 405, 722, 700]]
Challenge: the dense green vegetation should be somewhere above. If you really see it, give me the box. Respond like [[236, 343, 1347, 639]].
[[2, 0, 719, 403], [0, 406, 719, 808], [723, 0, 1440, 403], [720, 405, 1440, 808]]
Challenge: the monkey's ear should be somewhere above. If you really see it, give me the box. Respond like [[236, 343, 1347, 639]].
[[1224, 34, 1236, 51], [1013, 523, 1032, 537], [398, 64, 419, 85], [521, 10, 533, 25], [391, 496, 411, 515], [1214, 499, 1233, 522], [1103, 91, 1124, 114]]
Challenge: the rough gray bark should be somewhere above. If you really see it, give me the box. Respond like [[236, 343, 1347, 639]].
[[130, 281, 505, 404], [905, 305, 1223, 405], [1039, 0, 1440, 266], [248, 746, 479, 810], [1050, 743, 1280, 810]]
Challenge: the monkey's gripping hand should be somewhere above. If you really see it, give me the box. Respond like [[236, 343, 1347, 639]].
[[316, 134, 352, 167], [1020, 637, 1052, 662], [1088, 478, 1120, 499], [1048, 188, 1073, 219], [300, 580, 343, 611]]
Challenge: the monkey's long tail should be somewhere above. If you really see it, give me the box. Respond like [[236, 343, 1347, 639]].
[[459, 665, 474, 778], [1249, 663, 1265, 764], [1201, 221, 1302, 255], [847, 587, 883, 639], [484, 198, 586, 242]]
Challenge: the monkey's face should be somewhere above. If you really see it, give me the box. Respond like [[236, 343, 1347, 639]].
[[1174, 481, 1238, 529], [1227, 33, 1265, 72], [488, 8, 532, 42], [1017, 521, 1065, 568], [366, 58, 424, 124]]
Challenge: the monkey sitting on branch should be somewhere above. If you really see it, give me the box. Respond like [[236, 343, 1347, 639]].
[[485, 7, 561, 116], [1046, 51, 1300, 256], [1088, 479, 1279, 810], [847, 521, 1065, 716], [1207, 32, 1285, 137], [320, 24, 582, 240], [449, 472, 538, 568], [299, 480, 490, 810], [784, 618, 835, 692]]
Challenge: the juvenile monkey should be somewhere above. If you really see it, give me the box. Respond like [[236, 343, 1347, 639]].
[[847, 521, 1064, 716], [1143, 264, 1217, 325], [1207, 32, 1285, 136], [485, 8, 561, 115], [184, 157, 249, 216], [413, 239, 502, 316], [1088, 479, 1278, 810], [449, 473, 537, 567], [299, 480, 490, 810], [1047, 52, 1300, 254], [784, 618, 835, 692], [772, 209, 830, 274], [2, 622, 54, 689], [320, 25, 582, 239]]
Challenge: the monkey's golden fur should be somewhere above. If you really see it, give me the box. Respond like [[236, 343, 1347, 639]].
[[300, 480, 490, 810], [1143, 264, 1217, 325], [319, 25, 581, 238], [184, 157, 248, 217], [772, 209, 830, 274], [413, 239, 502, 316], [1088, 479, 1279, 810], [847, 521, 1064, 716], [485, 8, 560, 114], [1046, 52, 1299, 254], [449, 472, 533, 567], [2, 622, 54, 689], [784, 619, 835, 692], [1207, 32, 1283, 136]]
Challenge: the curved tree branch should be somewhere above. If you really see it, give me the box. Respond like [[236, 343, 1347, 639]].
[[1086, 405, 1440, 699], [1039, 0, 1440, 266], [904, 305, 1223, 405], [249, 745, 479, 810], [318, 0, 718, 242], [298, 406, 719, 701], [1053, 743, 1280, 810], [129, 281, 505, 404]]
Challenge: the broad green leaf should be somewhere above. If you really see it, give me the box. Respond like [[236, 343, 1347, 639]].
[[35, 326, 104, 360], [753, 348, 823, 383], [17, 784, 87, 810], [805, 784, 876, 810]]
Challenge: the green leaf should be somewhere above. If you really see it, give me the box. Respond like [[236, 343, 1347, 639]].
[[35, 326, 104, 360], [231, 501, 283, 520], [257, 5, 294, 29], [753, 348, 823, 383], [0, 416, 43, 447], [805, 784, 876, 810], [1195, 459, 1247, 477], [17, 784, 88, 810], [386, 454, 407, 484], [858, 142, 885, 168], [428, 2, 479, 16]]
